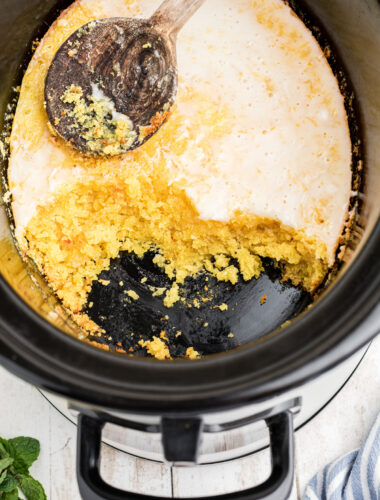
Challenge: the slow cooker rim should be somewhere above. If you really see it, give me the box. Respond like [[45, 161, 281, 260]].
[[0, 0, 378, 413], [0, 217, 379, 414]]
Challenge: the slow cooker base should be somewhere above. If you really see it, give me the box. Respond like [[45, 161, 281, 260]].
[[40, 345, 367, 465]]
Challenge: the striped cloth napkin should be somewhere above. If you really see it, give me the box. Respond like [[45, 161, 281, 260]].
[[304, 413, 380, 499]]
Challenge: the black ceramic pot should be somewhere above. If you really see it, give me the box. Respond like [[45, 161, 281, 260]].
[[0, 1, 379, 499]]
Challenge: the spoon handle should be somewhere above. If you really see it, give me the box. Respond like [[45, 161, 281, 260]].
[[150, 0, 206, 37]]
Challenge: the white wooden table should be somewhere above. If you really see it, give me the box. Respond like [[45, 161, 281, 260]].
[[1, 336, 379, 499]]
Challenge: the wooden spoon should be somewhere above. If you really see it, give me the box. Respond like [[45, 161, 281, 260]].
[[44, 0, 206, 157]]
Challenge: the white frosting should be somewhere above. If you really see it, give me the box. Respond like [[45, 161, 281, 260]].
[[9, 0, 352, 263]]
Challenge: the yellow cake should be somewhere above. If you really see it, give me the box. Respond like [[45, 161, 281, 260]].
[[7, 0, 353, 358]]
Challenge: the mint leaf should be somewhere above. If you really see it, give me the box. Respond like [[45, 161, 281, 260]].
[[17, 475, 46, 500], [0, 438, 13, 458], [3, 489, 19, 500], [9, 438, 40, 469], [0, 469, 7, 484], [0, 442, 8, 458], [0, 474, 18, 492], [0, 436, 45, 500], [0, 457, 14, 474], [0, 439, 24, 475]]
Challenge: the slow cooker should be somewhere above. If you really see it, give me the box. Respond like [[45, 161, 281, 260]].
[[0, 0, 379, 498]]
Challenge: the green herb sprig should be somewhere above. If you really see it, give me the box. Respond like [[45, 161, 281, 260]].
[[0, 436, 46, 500]]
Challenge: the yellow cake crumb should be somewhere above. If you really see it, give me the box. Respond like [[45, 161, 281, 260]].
[[193, 298, 200, 309], [125, 290, 139, 300], [99, 279, 110, 286], [150, 286, 166, 297], [214, 254, 230, 269], [160, 330, 168, 342], [217, 303, 228, 311], [163, 282, 180, 308], [185, 347, 200, 360], [90, 341, 109, 351], [138, 336, 171, 360]]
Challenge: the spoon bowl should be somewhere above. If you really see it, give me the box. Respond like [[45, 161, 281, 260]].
[[45, 18, 176, 155], [44, 0, 205, 156]]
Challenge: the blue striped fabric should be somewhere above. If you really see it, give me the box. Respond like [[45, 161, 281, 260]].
[[304, 413, 380, 499]]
